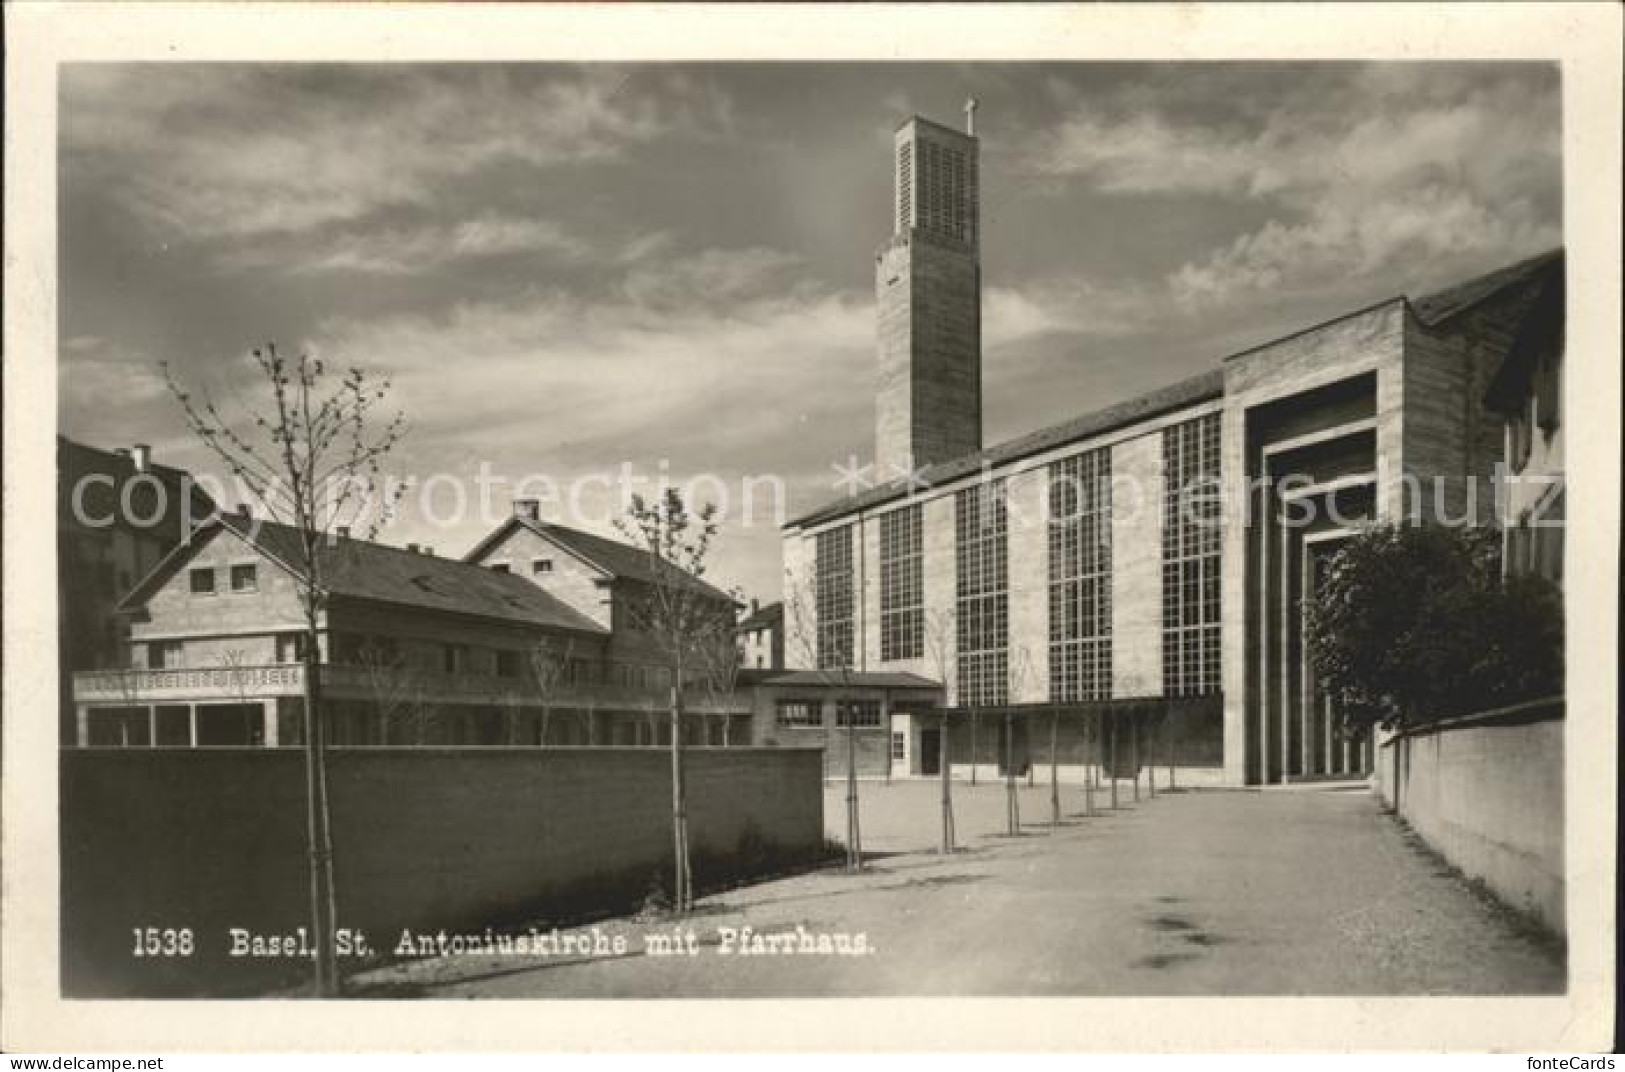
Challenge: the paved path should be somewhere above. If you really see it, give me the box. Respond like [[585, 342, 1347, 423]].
[[351, 781, 1564, 997]]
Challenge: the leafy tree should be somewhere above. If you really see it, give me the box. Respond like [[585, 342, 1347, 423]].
[[1305, 523, 1563, 733], [615, 489, 733, 913], [164, 343, 405, 996]]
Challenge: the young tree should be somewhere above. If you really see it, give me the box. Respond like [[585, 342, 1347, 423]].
[[1305, 523, 1563, 732], [354, 640, 419, 745], [922, 606, 957, 854], [525, 635, 576, 747], [164, 343, 405, 997], [784, 585, 863, 872], [694, 587, 747, 746], [615, 489, 733, 913], [1003, 647, 1034, 836]]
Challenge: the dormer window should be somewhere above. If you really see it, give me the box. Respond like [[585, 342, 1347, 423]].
[[533, 559, 554, 576], [189, 567, 216, 595], [230, 563, 257, 592]]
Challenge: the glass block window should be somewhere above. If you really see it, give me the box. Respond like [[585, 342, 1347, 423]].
[[879, 505, 924, 662], [1049, 448, 1112, 701], [955, 480, 1008, 707], [1162, 413, 1223, 696], [815, 525, 855, 670]]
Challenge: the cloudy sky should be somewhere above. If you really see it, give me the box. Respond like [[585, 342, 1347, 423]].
[[59, 62, 1562, 600]]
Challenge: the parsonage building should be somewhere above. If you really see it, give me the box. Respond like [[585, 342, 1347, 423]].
[[782, 108, 1565, 787]]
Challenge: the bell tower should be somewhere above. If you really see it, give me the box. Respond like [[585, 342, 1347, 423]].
[[875, 102, 983, 477]]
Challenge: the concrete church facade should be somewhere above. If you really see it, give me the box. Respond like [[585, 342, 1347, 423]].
[[782, 107, 1564, 786]]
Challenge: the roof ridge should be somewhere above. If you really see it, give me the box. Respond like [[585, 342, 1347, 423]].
[[1408, 247, 1563, 327]]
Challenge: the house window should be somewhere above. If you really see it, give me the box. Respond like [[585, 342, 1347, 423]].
[[230, 563, 258, 592], [879, 505, 924, 661], [815, 525, 855, 670], [1162, 413, 1223, 697], [146, 641, 181, 670], [533, 559, 554, 576], [490, 562, 511, 574], [444, 644, 468, 674], [835, 700, 882, 728], [1049, 448, 1112, 702], [189, 567, 216, 595], [775, 700, 822, 729], [277, 632, 315, 664], [495, 650, 521, 678], [956, 480, 1009, 707], [891, 731, 907, 761]]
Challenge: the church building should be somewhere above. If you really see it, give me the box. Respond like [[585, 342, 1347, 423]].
[[782, 105, 1564, 786]]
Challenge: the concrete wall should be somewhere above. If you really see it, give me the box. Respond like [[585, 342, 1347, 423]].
[[61, 746, 825, 996], [1375, 700, 1564, 934], [875, 234, 981, 475]]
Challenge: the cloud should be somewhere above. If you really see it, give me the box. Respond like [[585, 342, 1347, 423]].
[[1168, 185, 1558, 310], [309, 244, 873, 466], [985, 278, 1157, 345], [62, 65, 736, 242], [57, 337, 172, 427], [1031, 113, 1266, 196], [1023, 66, 1562, 309], [220, 214, 596, 276]]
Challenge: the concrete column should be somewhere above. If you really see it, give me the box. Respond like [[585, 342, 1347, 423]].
[[147, 706, 158, 747], [1300, 545, 1319, 776], [188, 703, 199, 748], [263, 700, 278, 747], [1278, 520, 1292, 779], [76, 704, 90, 747], [1256, 487, 1278, 784], [1322, 693, 1334, 775]]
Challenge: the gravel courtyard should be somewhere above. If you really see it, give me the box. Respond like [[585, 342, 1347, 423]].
[[350, 779, 1565, 998]]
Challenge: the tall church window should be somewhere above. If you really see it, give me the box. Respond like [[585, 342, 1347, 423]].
[[879, 505, 924, 662], [955, 480, 1008, 706], [815, 525, 855, 670], [1049, 448, 1112, 701], [1162, 413, 1223, 696]]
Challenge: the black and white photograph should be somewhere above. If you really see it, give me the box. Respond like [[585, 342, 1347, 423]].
[[3, 1, 1618, 1055]]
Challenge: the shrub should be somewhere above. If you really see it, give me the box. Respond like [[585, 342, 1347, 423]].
[[1304, 523, 1563, 731]]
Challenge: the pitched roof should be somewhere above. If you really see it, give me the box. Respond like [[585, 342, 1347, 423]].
[[122, 515, 607, 634], [1409, 249, 1563, 326], [763, 669, 942, 690], [57, 436, 217, 534], [787, 368, 1223, 528], [736, 600, 783, 632], [466, 516, 734, 603], [1484, 260, 1565, 414]]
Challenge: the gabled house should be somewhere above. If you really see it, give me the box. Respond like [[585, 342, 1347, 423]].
[[737, 599, 785, 671], [463, 499, 740, 695], [71, 512, 749, 749]]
